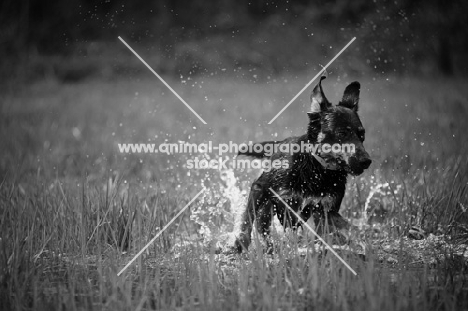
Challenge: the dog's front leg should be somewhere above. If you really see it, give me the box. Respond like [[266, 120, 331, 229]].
[[255, 201, 275, 253], [234, 181, 267, 252], [311, 192, 350, 243]]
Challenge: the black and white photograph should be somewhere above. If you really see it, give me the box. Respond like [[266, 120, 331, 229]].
[[1, 0, 467, 310]]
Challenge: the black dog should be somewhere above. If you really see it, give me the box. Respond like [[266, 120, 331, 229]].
[[234, 76, 371, 252]]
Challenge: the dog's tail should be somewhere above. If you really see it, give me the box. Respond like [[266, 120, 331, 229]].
[[237, 140, 279, 159]]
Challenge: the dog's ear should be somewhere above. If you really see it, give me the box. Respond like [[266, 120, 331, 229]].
[[309, 76, 330, 113], [339, 81, 360, 111]]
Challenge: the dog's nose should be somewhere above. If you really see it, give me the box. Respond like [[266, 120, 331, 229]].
[[360, 158, 372, 169]]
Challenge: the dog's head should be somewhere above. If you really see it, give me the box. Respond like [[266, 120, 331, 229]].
[[307, 76, 371, 176]]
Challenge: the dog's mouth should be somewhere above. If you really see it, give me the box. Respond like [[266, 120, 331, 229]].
[[346, 157, 371, 176], [314, 152, 343, 171], [345, 165, 365, 176], [333, 158, 363, 175], [316, 153, 369, 175], [311, 153, 336, 170]]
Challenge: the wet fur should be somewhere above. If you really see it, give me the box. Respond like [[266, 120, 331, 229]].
[[234, 78, 371, 252]]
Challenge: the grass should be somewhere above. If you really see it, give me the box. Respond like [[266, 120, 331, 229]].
[[1, 71, 468, 310]]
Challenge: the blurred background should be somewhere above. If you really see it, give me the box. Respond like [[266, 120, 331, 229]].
[[1, 0, 467, 187], [1, 0, 468, 83]]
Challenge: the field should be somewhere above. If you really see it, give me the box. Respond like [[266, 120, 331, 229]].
[[1, 71, 468, 310]]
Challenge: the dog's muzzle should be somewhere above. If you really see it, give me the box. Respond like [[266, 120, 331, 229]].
[[348, 156, 372, 175]]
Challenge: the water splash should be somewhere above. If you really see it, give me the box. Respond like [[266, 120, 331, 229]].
[[220, 169, 247, 236], [364, 182, 403, 225], [190, 168, 247, 246]]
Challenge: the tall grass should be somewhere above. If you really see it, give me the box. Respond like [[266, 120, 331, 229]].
[[1, 75, 467, 309], [1, 180, 467, 310]]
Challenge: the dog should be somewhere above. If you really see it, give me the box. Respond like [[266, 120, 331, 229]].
[[233, 76, 371, 252]]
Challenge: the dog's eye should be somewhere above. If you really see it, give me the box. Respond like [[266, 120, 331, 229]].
[[336, 132, 347, 139]]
